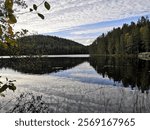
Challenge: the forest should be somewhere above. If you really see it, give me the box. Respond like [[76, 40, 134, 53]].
[[0, 35, 88, 55], [1, 16, 150, 56], [89, 17, 150, 55]]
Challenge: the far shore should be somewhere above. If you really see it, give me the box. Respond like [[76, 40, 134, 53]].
[[0, 54, 90, 59]]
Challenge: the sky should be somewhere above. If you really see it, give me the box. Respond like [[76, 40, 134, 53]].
[[14, 0, 150, 46]]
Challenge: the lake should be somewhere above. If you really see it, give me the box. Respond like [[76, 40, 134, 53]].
[[0, 55, 150, 112]]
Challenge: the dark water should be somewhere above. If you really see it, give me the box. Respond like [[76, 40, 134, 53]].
[[0, 55, 150, 93], [90, 56, 150, 93]]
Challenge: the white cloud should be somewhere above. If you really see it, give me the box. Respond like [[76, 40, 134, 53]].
[[71, 26, 115, 35], [69, 27, 114, 45], [14, 0, 150, 45]]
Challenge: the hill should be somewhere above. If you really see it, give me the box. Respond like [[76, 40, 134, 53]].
[[89, 16, 150, 55], [0, 35, 88, 55]]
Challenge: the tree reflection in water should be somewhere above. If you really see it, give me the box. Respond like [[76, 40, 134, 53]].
[[0, 56, 150, 112], [90, 56, 150, 93], [0, 56, 150, 94]]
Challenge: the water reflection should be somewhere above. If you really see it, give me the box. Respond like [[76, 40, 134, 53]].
[[0, 56, 150, 92], [0, 57, 88, 74], [90, 56, 150, 92]]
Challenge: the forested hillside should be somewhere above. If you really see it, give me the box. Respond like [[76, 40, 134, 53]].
[[0, 35, 88, 55], [90, 17, 150, 55]]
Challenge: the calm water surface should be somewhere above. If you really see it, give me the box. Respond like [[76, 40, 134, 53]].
[[0, 55, 150, 112], [0, 55, 150, 93]]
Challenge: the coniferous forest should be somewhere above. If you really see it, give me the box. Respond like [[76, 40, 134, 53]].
[[89, 17, 150, 55], [0, 17, 150, 56], [0, 35, 88, 56]]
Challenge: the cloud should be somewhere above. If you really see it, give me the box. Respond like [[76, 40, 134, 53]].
[[71, 27, 114, 35], [14, 0, 150, 45]]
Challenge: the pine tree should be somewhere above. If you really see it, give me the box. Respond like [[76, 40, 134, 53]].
[[142, 25, 150, 51]]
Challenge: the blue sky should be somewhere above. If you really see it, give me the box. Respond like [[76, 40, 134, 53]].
[[15, 0, 150, 45], [47, 15, 150, 45]]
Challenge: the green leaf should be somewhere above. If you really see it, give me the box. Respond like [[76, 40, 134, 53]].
[[33, 4, 37, 10], [9, 80, 16, 83], [30, 8, 33, 12], [8, 84, 16, 91], [1, 94, 5, 97], [37, 13, 45, 20], [0, 10, 4, 16], [8, 13, 17, 24], [8, 25, 14, 36], [5, 0, 13, 10], [0, 41, 4, 46], [44, 1, 50, 10], [4, 34, 16, 46], [2, 43, 8, 49], [0, 26, 2, 36], [0, 84, 8, 93]]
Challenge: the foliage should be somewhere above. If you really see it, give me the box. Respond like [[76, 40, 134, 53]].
[[5, 90, 150, 113], [0, 0, 50, 47], [0, 0, 50, 96], [0, 76, 16, 96], [0, 35, 88, 55], [90, 16, 150, 55], [9, 93, 52, 113]]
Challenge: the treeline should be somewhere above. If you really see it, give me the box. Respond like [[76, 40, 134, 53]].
[[90, 17, 150, 55], [0, 35, 88, 55]]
